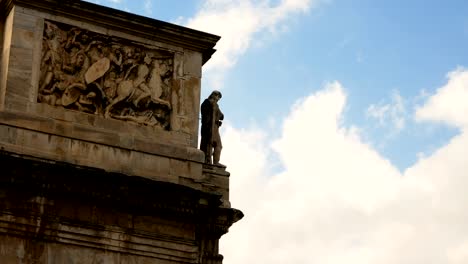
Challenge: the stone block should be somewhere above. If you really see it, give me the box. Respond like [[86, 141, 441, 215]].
[[6, 68, 31, 98], [0, 124, 17, 144], [170, 158, 189, 178], [10, 27, 34, 49], [8, 45, 32, 70], [133, 216, 196, 241], [12, 9, 40, 31], [180, 76, 201, 145], [130, 152, 170, 179], [5, 45, 33, 103], [174, 52, 184, 78], [183, 50, 202, 78]]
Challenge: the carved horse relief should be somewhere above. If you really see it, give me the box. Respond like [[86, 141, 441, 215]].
[[38, 20, 174, 129]]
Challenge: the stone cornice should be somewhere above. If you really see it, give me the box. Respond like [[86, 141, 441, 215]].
[[0, 211, 199, 262], [1, 0, 220, 64], [0, 150, 212, 214]]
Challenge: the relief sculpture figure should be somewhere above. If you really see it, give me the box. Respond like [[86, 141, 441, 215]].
[[38, 20, 174, 129], [40, 21, 66, 93], [200, 91, 224, 166]]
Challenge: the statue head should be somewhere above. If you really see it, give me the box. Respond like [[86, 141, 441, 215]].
[[44, 21, 58, 39], [75, 52, 86, 66], [123, 46, 134, 58], [209, 90, 222, 102]]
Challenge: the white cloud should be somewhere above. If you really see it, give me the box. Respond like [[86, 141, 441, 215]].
[[219, 75, 468, 264], [415, 67, 468, 128], [447, 241, 468, 264], [184, 0, 318, 89], [366, 89, 406, 133], [144, 0, 152, 15]]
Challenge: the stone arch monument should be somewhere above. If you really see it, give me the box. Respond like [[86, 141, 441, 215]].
[[0, 0, 243, 263]]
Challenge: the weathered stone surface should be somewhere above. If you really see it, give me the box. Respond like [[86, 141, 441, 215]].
[[0, 122, 205, 185], [0, 0, 242, 263], [0, 5, 14, 110], [201, 164, 231, 207], [1, 0, 218, 148], [37, 20, 173, 129], [184, 50, 203, 78], [0, 152, 243, 263]]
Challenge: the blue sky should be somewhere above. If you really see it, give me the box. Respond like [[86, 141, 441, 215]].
[[86, 0, 468, 170], [84, 1, 468, 263]]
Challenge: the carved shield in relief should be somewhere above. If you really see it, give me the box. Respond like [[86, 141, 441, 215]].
[[85, 57, 110, 84], [61, 87, 81, 106]]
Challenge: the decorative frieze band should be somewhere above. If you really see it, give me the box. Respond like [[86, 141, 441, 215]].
[[38, 20, 174, 129]]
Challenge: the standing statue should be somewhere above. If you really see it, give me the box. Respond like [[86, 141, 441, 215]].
[[200, 90, 224, 166]]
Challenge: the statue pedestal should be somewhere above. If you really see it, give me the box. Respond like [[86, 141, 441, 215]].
[[0, 0, 242, 263]]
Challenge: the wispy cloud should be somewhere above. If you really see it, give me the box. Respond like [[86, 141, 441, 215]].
[[183, 0, 320, 90], [367, 90, 406, 133], [144, 0, 152, 15]]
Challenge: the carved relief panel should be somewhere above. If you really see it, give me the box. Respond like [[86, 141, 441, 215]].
[[38, 20, 174, 129]]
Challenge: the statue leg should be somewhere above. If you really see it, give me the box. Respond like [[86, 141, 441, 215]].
[[205, 143, 213, 164], [40, 71, 54, 92], [213, 140, 222, 165]]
